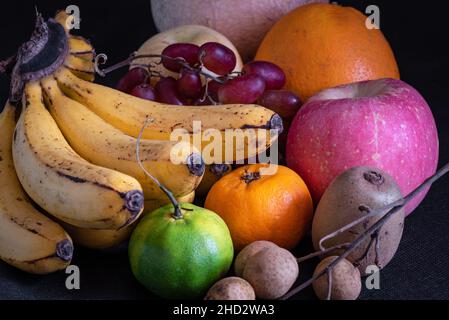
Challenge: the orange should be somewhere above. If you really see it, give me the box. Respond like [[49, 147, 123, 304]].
[[255, 3, 400, 101], [204, 164, 313, 251]]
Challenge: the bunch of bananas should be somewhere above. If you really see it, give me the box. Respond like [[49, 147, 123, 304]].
[[0, 11, 281, 274]]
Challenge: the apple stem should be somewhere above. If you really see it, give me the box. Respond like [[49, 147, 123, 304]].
[[136, 118, 183, 220], [281, 161, 449, 300]]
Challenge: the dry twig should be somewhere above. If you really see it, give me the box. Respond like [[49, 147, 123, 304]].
[[281, 161, 449, 300]]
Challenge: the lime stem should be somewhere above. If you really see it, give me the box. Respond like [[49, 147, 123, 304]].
[[136, 118, 183, 220]]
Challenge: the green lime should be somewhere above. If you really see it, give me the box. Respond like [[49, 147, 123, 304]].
[[128, 202, 234, 299]]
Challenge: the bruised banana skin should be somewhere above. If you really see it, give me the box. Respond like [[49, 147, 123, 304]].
[[41, 77, 204, 199], [59, 191, 195, 250], [12, 82, 144, 229], [55, 67, 283, 163], [0, 102, 73, 274]]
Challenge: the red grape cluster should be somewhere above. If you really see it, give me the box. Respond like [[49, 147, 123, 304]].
[[116, 42, 302, 137]]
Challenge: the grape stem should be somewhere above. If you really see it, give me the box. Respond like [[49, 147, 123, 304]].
[[93, 51, 228, 84], [135, 118, 183, 220], [93, 51, 240, 104], [282, 161, 449, 300]]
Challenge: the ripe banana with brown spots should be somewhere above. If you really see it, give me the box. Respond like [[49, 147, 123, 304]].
[[41, 77, 204, 199], [0, 101, 73, 274], [58, 191, 195, 250], [12, 82, 144, 229], [54, 10, 95, 81], [55, 67, 283, 163]]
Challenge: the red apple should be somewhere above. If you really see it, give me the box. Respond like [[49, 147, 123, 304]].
[[286, 78, 439, 215]]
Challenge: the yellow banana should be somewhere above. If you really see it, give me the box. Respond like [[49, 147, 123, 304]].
[[68, 36, 95, 62], [41, 77, 204, 199], [0, 102, 73, 274], [64, 54, 95, 82], [54, 10, 95, 81], [59, 222, 135, 250], [12, 82, 144, 229], [54, 10, 73, 34], [65, 36, 95, 81], [196, 164, 233, 197], [55, 67, 283, 163], [59, 191, 195, 250]]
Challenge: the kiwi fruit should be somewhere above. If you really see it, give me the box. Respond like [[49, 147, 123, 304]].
[[313, 256, 361, 300], [204, 277, 255, 300], [312, 166, 405, 275]]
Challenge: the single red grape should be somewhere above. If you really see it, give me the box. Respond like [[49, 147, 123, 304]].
[[116, 67, 148, 93], [130, 83, 156, 101], [218, 74, 265, 104], [176, 68, 202, 99], [161, 43, 200, 72], [155, 77, 185, 105], [257, 90, 302, 119], [242, 61, 286, 90], [199, 42, 236, 76]]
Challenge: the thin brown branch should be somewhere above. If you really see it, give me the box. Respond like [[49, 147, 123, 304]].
[[296, 243, 351, 263], [281, 161, 449, 300]]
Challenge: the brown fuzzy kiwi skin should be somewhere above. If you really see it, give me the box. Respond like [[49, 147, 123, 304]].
[[313, 256, 362, 300], [312, 166, 405, 275], [234, 241, 279, 277], [204, 277, 256, 300], [242, 246, 298, 300]]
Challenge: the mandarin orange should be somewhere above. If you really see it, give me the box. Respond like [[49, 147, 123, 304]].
[[204, 164, 313, 251]]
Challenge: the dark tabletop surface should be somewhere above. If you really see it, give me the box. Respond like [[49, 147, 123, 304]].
[[0, 0, 448, 300]]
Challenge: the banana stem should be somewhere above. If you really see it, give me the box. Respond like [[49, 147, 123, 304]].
[[136, 118, 183, 219], [0, 54, 16, 74]]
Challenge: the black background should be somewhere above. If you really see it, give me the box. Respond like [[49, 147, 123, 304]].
[[0, 0, 448, 300]]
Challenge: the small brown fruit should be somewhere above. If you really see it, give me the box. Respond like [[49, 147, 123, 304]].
[[242, 246, 298, 299], [204, 277, 255, 300], [313, 256, 361, 300], [234, 240, 278, 277]]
